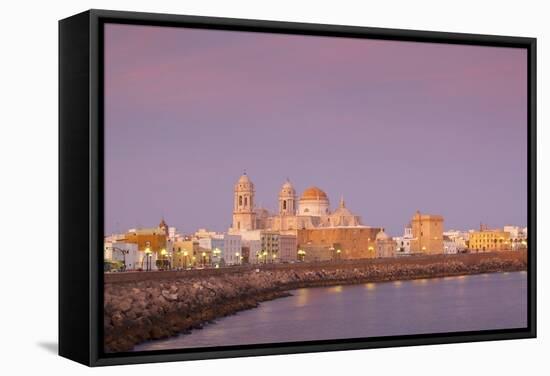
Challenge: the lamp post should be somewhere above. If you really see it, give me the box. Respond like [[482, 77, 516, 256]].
[[329, 246, 335, 261], [202, 251, 206, 267], [160, 248, 168, 270], [336, 249, 341, 261], [297, 249, 306, 262], [182, 250, 188, 268], [235, 252, 240, 265], [213, 248, 221, 267], [144, 247, 152, 271]]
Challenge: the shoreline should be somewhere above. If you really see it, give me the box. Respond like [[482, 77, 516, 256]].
[[104, 251, 527, 353]]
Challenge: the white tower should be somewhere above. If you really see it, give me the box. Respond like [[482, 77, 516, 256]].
[[232, 173, 256, 231], [279, 179, 297, 216]]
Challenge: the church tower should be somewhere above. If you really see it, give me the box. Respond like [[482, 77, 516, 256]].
[[232, 173, 256, 231], [279, 179, 297, 216]]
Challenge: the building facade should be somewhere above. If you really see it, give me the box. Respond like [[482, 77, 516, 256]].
[[410, 211, 444, 254], [230, 174, 364, 234], [468, 228, 511, 252], [375, 229, 396, 258], [296, 227, 380, 260]]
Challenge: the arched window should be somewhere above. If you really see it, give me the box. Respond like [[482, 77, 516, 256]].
[[244, 196, 248, 206], [239, 195, 242, 206], [283, 200, 287, 210]]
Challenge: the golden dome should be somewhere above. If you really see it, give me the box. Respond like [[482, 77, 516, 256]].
[[300, 186, 328, 201]]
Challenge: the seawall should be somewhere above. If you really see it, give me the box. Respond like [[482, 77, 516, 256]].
[[104, 251, 527, 352]]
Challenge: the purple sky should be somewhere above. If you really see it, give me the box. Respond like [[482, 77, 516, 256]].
[[104, 23, 527, 236]]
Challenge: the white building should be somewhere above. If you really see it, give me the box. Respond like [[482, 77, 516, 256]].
[[443, 230, 468, 253], [394, 224, 413, 255], [198, 232, 242, 266], [104, 241, 140, 270], [503, 225, 528, 250], [443, 236, 459, 254], [238, 230, 263, 264]]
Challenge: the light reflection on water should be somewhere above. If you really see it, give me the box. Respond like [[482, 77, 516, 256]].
[[133, 272, 527, 352]]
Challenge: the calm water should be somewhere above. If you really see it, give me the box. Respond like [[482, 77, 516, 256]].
[[134, 272, 527, 351]]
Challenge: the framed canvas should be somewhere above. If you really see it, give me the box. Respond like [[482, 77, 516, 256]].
[[59, 9, 537, 366]]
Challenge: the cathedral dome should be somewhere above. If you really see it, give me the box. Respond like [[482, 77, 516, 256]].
[[376, 229, 390, 241], [301, 186, 328, 201]]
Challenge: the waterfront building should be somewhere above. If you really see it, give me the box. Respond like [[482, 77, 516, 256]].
[[394, 223, 413, 255], [229, 173, 381, 262], [503, 225, 528, 250], [124, 219, 169, 252], [259, 231, 280, 263], [238, 229, 263, 264], [443, 230, 468, 253], [443, 236, 458, 254], [198, 235, 224, 266], [468, 226, 511, 252], [230, 174, 364, 234], [375, 229, 396, 258], [122, 219, 172, 268], [223, 233, 242, 265], [296, 227, 380, 260], [410, 211, 444, 254], [172, 239, 201, 268], [279, 233, 298, 262], [103, 241, 139, 270], [258, 231, 297, 263]]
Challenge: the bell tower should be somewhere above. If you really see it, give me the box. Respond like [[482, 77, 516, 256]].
[[279, 179, 296, 216], [232, 172, 256, 231]]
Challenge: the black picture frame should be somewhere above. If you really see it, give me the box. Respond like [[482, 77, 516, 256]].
[[59, 9, 537, 367]]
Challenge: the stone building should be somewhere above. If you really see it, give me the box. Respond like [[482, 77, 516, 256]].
[[232, 173, 256, 231], [410, 211, 444, 254], [296, 227, 380, 260], [172, 239, 201, 268], [375, 229, 396, 258], [231, 174, 364, 234], [229, 173, 384, 262], [258, 231, 297, 263]]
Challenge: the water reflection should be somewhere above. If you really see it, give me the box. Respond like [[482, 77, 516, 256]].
[[134, 272, 527, 352], [365, 283, 376, 290]]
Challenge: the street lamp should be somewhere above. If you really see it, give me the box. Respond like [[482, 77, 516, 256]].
[[297, 249, 306, 262], [336, 249, 341, 261], [160, 248, 168, 270], [183, 250, 188, 268], [144, 247, 152, 271], [235, 252, 240, 265], [202, 251, 207, 266]]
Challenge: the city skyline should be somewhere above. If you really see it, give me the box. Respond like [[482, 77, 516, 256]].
[[104, 24, 527, 236]]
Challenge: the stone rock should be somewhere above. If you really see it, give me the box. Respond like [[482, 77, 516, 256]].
[[119, 299, 132, 312]]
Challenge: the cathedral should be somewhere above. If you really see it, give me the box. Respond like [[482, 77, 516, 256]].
[[231, 173, 364, 234]]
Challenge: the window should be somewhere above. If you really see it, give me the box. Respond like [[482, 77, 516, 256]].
[[239, 196, 243, 206], [283, 200, 287, 210], [244, 197, 248, 206]]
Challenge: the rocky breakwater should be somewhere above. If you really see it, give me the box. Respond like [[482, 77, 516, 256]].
[[104, 252, 527, 352]]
